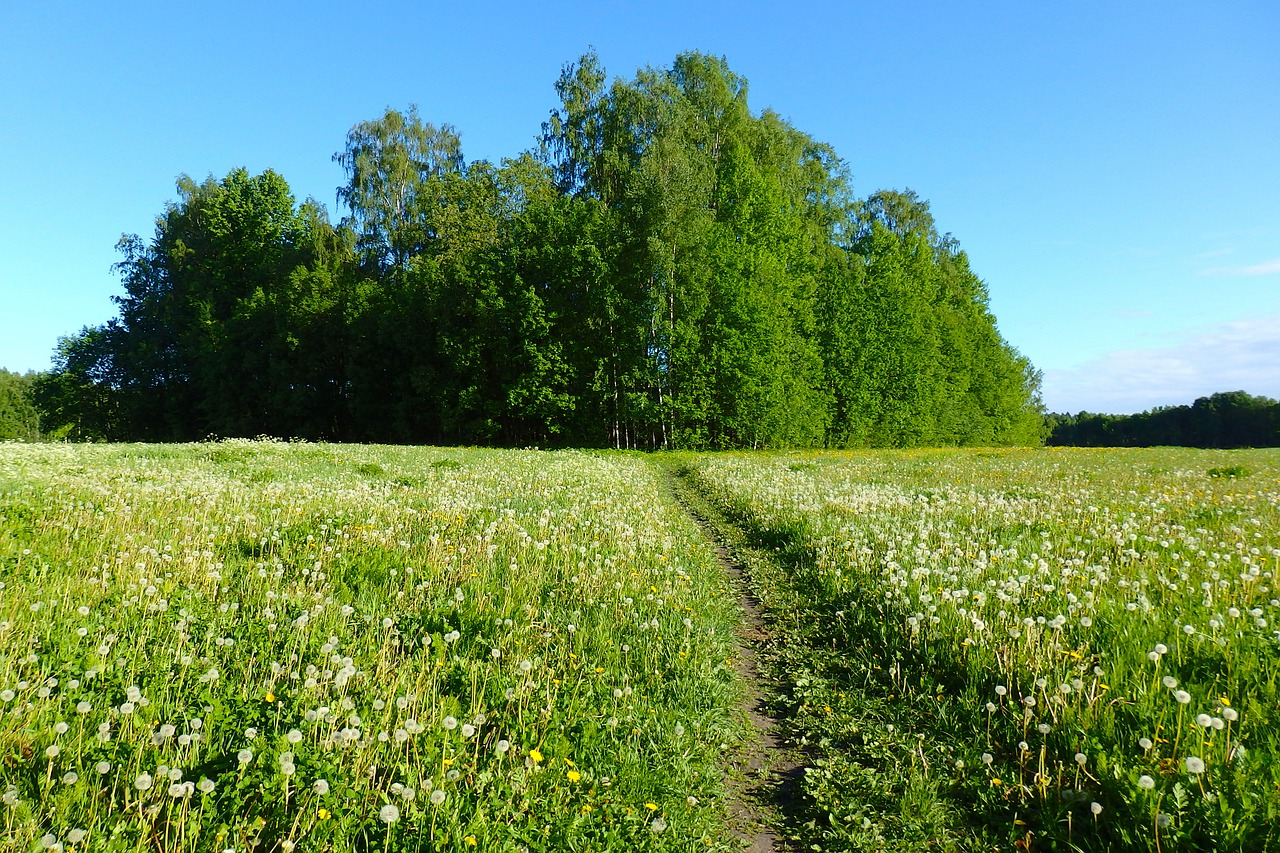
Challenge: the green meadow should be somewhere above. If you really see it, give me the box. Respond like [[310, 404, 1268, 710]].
[[3, 443, 1279, 851], [685, 447, 1280, 851], [0, 443, 741, 852]]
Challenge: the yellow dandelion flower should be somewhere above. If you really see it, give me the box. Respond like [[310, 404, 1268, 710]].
[[645, 802, 659, 811], [265, 692, 275, 703], [464, 836, 477, 847], [567, 770, 582, 782], [529, 748, 544, 763], [318, 807, 331, 819]]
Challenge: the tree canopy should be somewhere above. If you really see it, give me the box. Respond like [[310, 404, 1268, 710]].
[[1048, 391, 1280, 448], [0, 369, 41, 441], [37, 51, 1046, 449]]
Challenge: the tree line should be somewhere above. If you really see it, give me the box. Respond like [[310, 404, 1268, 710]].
[[32, 51, 1046, 448], [1048, 391, 1280, 448], [0, 370, 41, 441]]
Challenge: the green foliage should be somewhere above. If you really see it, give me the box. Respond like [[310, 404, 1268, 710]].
[[38, 52, 1045, 450], [1050, 391, 1280, 448], [0, 369, 41, 441]]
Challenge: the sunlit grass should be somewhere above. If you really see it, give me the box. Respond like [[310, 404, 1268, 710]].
[[688, 447, 1280, 851], [0, 441, 744, 852]]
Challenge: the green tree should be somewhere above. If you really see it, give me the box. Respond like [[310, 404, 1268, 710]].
[[0, 369, 42, 440], [335, 105, 464, 269], [44, 169, 350, 441]]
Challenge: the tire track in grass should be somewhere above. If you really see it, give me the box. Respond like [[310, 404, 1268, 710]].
[[661, 462, 805, 853]]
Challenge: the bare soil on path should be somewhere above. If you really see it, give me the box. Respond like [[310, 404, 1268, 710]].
[[663, 465, 806, 853]]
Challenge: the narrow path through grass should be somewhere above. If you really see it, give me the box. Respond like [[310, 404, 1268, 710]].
[[658, 461, 807, 853]]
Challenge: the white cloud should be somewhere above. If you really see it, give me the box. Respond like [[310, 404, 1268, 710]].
[[1043, 314, 1280, 414], [1198, 258, 1280, 277]]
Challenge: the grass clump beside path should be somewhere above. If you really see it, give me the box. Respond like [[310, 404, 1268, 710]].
[[685, 447, 1280, 852], [0, 441, 745, 852]]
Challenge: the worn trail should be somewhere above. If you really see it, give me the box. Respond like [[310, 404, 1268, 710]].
[[663, 465, 804, 853]]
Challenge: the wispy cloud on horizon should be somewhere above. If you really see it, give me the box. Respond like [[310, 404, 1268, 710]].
[[1198, 258, 1280, 277], [1042, 314, 1280, 414]]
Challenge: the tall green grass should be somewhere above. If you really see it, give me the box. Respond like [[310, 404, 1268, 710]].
[[689, 447, 1280, 851], [0, 442, 744, 852]]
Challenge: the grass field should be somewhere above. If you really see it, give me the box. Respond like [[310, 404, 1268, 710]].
[[686, 446, 1280, 851], [0, 442, 743, 852], [2, 443, 1279, 852]]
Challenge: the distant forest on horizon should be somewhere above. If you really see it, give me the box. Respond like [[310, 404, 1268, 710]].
[[6, 51, 1272, 450], [1047, 390, 1280, 448]]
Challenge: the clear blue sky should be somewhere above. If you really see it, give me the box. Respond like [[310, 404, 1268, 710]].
[[2, 0, 1277, 414]]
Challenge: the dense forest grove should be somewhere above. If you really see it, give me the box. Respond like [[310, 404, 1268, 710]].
[[28, 52, 1049, 448]]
